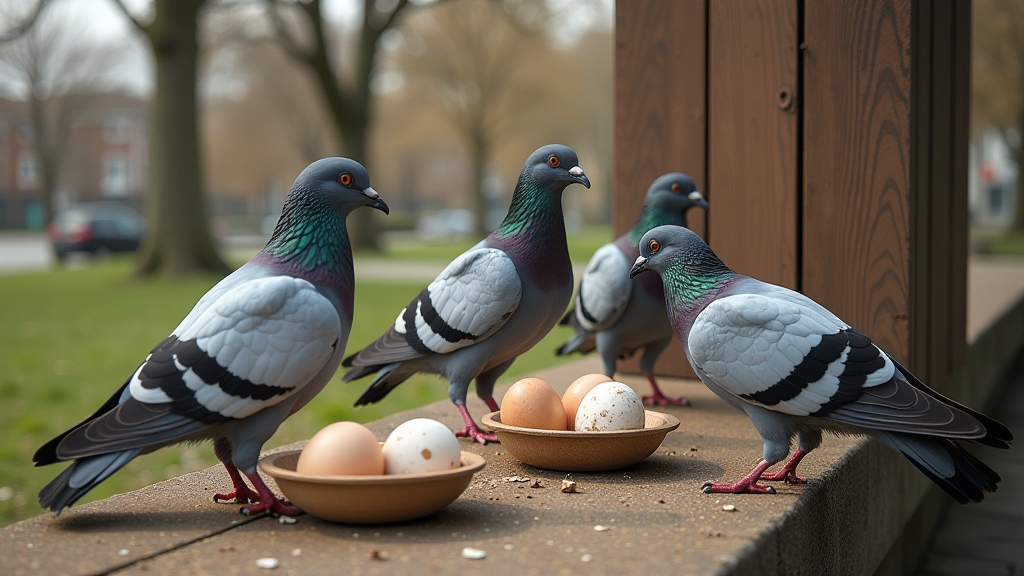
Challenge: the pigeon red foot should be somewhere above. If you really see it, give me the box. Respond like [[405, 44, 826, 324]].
[[240, 472, 302, 516], [213, 463, 261, 504], [454, 404, 498, 444], [641, 371, 691, 407], [759, 449, 808, 484], [702, 460, 777, 495]]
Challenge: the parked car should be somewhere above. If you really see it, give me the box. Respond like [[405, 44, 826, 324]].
[[48, 202, 145, 261]]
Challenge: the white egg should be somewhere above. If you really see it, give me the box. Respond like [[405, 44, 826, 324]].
[[574, 382, 646, 432], [382, 418, 462, 475]]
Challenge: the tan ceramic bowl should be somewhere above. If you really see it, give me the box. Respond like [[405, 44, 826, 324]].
[[258, 449, 486, 524], [481, 410, 680, 472]]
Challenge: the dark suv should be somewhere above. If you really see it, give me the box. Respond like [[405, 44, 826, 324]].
[[48, 202, 145, 261]]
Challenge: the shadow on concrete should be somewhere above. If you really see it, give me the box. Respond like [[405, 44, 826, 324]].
[[54, 507, 251, 534]]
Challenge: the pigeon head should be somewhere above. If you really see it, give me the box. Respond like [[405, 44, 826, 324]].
[[646, 173, 708, 213], [290, 157, 390, 215], [630, 225, 730, 279], [521, 144, 591, 191]]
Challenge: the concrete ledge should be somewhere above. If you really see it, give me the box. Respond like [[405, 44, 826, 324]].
[[4, 277, 1022, 575]]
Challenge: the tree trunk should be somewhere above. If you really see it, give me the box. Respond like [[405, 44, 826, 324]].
[[28, 91, 55, 226], [133, 0, 229, 278], [470, 131, 489, 238], [338, 111, 381, 251]]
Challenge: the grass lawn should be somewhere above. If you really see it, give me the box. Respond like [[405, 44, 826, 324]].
[[985, 231, 1024, 256], [360, 224, 613, 264], [0, 227, 612, 526]]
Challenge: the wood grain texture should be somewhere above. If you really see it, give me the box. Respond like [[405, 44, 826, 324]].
[[708, 0, 799, 289], [614, 0, 706, 377], [802, 0, 913, 364]]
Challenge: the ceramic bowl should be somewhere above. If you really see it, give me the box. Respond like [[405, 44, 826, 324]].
[[481, 410, 680, 472], [257, 449, 486, 524]]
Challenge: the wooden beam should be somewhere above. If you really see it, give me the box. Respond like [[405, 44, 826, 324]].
[[614, 0, 706, 377], [707, 0, 799, 289], [802, 0, 913, 365]]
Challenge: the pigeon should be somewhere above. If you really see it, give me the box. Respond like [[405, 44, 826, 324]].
[[33, 158, 389, 516], [342, 144, 591, 443], [630, 225, 1012, 503], [556, 172, 707, 406]]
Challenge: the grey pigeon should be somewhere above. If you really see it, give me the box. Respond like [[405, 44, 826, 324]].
[[342, 144, 590, 443], [34, 158, 389, 515], [630, 225, 1012, 502], [556, 173, 707, 406]]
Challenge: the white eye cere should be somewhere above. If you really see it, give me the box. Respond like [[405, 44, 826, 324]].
[[688, 190, 703, 201], [568, 166, 584, 177], [362, 187, 379, 199]]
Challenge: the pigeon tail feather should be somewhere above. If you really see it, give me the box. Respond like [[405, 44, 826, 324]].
[[38, 450, 141, 513], [34, 378, 132, 466], [353, 364, 410, 406], [556, 331, 595, 356], [892, 359, 1013, 449], [875, 432, 1000, 504]]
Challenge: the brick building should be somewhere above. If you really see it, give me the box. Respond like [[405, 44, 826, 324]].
[[0, 93, 147, 229]]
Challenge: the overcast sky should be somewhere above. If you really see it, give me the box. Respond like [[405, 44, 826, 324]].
[[0, 0, 611, 100]]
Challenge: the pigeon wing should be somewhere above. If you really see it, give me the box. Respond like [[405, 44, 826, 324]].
[[574, 243, 633, 331], [350, 248, 522, 365], [689, 291, 989, 439], [55, 276, 341, 459]]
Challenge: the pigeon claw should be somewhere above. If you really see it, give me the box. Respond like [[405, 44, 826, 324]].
[[701, 480, 776, 495], [760, 470, 807, 484], [240, 498, 303, 517], [701, 459, 778, 494], [641, 392, 691, 407], [455, 426, 499, 445], [214, 486, 260, 505]]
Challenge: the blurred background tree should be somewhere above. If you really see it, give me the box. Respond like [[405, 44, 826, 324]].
[[399, 0, 541, 237], [973, 0, 1024, 230], [0, 1, 128, 228], [112, 0, 230, 277]]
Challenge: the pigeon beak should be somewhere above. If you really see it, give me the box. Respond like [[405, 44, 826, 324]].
[[629, 255, 649, 278], [688, 191, 709, 211], [568, 166, 591, 189], [362, 187, 390, 215]]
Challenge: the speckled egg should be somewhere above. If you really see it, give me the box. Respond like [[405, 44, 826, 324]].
[[296, 421, 384, 476], [574, 382, 646, 432], [382, 418, 462, 475]]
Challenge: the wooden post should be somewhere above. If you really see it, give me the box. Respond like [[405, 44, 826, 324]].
[[614, 0, 969, 386]]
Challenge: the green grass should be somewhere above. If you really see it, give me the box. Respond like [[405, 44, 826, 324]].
[[984, 231, 1024, 256], [360, 224, 613, 264], [0, 228, 615, 526]]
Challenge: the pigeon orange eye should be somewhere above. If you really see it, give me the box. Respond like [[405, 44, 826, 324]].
[[339, 173, 353, 186], [671, 183, 681, 193], [548, 155, 560, 168], [649, 239, 660, 253]]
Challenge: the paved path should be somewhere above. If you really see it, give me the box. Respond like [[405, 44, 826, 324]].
[[916, 373, 1024, 576]]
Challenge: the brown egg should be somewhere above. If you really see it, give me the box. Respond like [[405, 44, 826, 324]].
[[500, 377, 567, 430], [296, 421, 385, 476], [562, 373, 614, 430]]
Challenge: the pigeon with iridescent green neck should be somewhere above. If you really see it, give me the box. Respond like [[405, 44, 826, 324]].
[[343, 144, 591, 443], [34, 158, 389, 516], [556, 172, 707, 406], [630, 225, 1011, 503]]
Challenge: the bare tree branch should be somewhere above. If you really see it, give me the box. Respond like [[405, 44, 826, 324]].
[[0, 0, 54, 44], [108, 0, 151, 35], [264, 0, 316, 63]]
